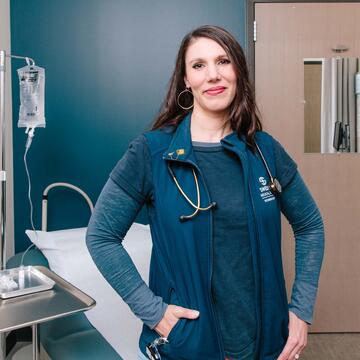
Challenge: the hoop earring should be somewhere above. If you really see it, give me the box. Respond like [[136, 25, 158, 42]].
[[177, 87, 194, 110]]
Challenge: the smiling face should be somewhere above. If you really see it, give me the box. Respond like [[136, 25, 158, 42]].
[[183, 37, 237, 117]]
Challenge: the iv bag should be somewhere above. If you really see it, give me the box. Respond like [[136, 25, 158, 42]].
[[17, 65, 46, 128]]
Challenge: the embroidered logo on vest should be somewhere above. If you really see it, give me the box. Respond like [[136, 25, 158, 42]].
[[258, 177, 275, 203]]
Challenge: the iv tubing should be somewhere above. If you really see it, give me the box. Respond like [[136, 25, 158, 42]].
[[20, 127, 38, 267]]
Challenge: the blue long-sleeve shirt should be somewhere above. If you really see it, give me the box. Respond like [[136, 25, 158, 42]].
[[86, 134, 324, 336]]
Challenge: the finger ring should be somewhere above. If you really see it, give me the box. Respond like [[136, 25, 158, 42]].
[[295, 354, 300, 360]]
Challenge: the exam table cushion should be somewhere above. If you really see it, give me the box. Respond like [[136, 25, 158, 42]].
[[40, 315, 121, 360], [25, 223, 152, 359]]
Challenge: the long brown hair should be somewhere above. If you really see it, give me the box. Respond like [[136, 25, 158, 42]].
[[151, 25, 262, 147]]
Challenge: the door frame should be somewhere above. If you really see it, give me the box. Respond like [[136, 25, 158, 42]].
[[246, 0, 360, 85]]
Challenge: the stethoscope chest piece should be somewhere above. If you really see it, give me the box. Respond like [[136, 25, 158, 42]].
[[255, 142, 282, 197], [269, 177, 282, 196]]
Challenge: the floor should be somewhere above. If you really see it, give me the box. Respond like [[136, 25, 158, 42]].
[[301, 333, 360, 360], [6, 334, 360, 360], [7, 342, 50, 360], [7, 343, 32, 360]]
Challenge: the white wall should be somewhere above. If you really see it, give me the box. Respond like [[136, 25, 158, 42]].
[[0, 0, 14, 261]]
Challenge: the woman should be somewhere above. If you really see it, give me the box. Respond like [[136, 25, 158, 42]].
[[86, 25, 324, 360]]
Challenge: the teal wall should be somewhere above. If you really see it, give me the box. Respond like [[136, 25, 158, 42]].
[[10, 0, 246, 252]]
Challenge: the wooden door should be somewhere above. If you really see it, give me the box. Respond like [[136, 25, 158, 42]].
[[255, 2, 360, 332]]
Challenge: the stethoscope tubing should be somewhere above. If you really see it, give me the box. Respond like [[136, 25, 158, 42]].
[[167, 164, 216, 221], [167, 141, 280, 222]]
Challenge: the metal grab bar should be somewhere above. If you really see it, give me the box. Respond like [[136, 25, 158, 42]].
[[41, 183, 94, 231]]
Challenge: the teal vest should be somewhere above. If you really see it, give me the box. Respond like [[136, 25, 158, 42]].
[[139, 113, 289, 360]]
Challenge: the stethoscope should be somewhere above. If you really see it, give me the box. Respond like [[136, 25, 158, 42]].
[[167, 164, 217, 222], [168, 141, 282, 222]]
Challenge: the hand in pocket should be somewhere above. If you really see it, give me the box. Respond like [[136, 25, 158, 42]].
[[154, 304, 200, 338]]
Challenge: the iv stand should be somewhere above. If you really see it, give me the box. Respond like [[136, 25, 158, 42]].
[[0, 50, 6, 273], [0, 49, 36, 360], [0, 50, 35, 271]]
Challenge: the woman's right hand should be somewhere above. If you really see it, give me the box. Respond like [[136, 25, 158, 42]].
[[154, 304, 200, 338]]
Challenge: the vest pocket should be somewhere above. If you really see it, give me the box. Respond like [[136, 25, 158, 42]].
[[160, 286, 215, 359], [164, 286, 190, 347], [167, 286, 180, 306], [167, 317, 185, 344], [166, 286, 183, 344], [161, 316, 203, 359]]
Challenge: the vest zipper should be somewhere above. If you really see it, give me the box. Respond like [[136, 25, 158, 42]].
[[219, 143, 263, 360], [248, 184, 264, 359], [194, 164, 227, 360], [165, 158, 225, 359], [237, 151, 264, 360]]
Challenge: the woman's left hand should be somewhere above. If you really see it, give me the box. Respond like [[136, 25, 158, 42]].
[[276, 311, 308, 360]]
